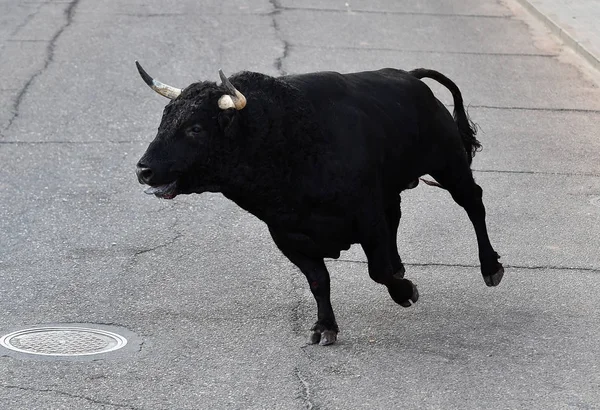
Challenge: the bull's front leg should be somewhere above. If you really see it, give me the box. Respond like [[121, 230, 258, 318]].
[[360, 217, 419, 307], [297, 258, 338, 345], [269, 229, 339, 346]]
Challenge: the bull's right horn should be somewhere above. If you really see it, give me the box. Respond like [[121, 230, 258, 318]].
[[136, 61, 182, 100], [218, 69, 246, 110]]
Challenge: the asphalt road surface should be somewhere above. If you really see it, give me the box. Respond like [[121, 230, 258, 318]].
[[1, 0, 599, 409]]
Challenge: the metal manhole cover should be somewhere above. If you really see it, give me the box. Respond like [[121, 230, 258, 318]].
[[0, 327, 127, 356]]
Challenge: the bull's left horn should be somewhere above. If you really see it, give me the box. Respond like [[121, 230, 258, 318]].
[[136, 61, 182, 100], [218, 69, 246, 110]]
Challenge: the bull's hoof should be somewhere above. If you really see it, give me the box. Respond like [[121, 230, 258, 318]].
[[483, 264, 504, 287], [309, 322, 339, 346], [398, 283, 419, 307], [309, 329, 338, 346], [406, 179, 419, 189], [388, 279, 419, 307]]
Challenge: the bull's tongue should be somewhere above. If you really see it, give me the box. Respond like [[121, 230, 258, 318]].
[[144, 181, 177, 196]]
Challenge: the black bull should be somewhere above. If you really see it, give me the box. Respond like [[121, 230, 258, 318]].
[[135, 64, 504, 346]]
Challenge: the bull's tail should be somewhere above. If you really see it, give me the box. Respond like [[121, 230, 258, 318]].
[[410, 68, 481, 164]]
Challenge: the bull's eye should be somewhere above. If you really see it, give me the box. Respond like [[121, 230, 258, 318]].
[[188, 125, 203, 136]]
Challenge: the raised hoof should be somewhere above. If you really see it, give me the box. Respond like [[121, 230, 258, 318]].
[[399, 283, 419, 307], [309, 329, 337, 346], [483, 264, 504, 287], [388, 280, 419, 307], [406, 179, 419, 189]]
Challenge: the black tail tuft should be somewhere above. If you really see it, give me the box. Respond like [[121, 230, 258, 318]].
[[410, 68, 482, 164], [452, 105, 481, 165]]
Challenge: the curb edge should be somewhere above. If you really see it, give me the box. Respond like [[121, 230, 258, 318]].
[[515, 0, 600, 71]]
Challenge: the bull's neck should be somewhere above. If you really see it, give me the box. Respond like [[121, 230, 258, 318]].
[[220, 154, 302, 224], [213, 74, 325, 224]]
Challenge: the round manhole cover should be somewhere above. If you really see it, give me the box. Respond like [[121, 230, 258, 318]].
[[0, 327, 127, 356]]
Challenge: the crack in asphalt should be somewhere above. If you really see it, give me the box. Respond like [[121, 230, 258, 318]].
[[292, 43, 558, 57], [115, 12, 191, 17], [115, 12, 272, 17], [268, 8, 319, 401], [472, 168, 600, 178], [331, 259, 600, 273], [0, 140, 143, 144], [278, 5, 512, 19], [2, 139, 598, 178], [8, 2, 46, 37], [294, 366, 315, 410], [2, 135, 598, 179], [3, 0, 81, 135], [269, 0, 289, 75], [6, 39, 51, 43], [275, 40, 290, 75], [133, 232, 183, 256], [268, 0, 312, 375], [0, 384, 142, 409], [467, 104, 600, 114], [128, 204, 183, 273]]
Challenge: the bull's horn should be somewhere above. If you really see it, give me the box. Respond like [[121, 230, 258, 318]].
[[136, 61, 182, 100], [218, 69, 246, 110]]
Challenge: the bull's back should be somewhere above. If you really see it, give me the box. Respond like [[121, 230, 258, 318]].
[[283, 69, 445, 190], [283, 69, 428, 132]]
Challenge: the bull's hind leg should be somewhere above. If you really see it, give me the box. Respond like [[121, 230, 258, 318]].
[[360, 213, 419, 307], [430, 162, 504, 286], [385, 195, 406, 278]]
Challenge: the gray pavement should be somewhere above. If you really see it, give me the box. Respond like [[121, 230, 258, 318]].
[[517, 0, 600, 69], [1, 0, 599, 409]]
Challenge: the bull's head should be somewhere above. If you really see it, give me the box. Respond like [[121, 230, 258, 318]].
[[135, 61, 246, 199]]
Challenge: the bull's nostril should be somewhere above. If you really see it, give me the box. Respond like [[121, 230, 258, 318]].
[[136, 166, 154, 184]]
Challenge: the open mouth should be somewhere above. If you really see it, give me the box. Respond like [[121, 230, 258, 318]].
[[144, 181, 178, 199]]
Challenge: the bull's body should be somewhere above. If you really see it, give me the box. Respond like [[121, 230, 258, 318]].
[[251, 69, 461, 259], [136, 65, 504, 345]]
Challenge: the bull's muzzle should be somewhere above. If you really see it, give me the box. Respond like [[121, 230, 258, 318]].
[[136, 163, 154, 185]]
